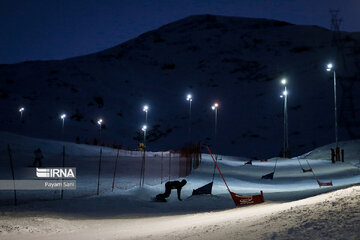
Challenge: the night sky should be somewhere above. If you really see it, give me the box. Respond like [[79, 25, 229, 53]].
[[0, 0, 359, 64]]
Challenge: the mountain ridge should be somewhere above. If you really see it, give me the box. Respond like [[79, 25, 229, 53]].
[[1, 14, 359, 158]]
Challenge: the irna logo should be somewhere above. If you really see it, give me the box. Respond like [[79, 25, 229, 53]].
[[36, 168, 76, 178]]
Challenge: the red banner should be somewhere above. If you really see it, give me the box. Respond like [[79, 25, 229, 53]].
[[206, 146, 265, 207]]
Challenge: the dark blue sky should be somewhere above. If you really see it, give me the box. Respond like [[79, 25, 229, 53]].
[[0, 0, 359, 64]]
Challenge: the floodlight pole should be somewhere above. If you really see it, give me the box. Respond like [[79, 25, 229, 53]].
[[19, 107, 25, 123], [99, 124, 102, 143], [215, 107, 218, 150], [189, 99, 192, 137], [211, 103, 218, 159], [60, 114, 66, 200], [186, 95, 193, 139], [333, 70, 338, 147], [143, 105, 149, 125], [327, 64, 338, 147], [96, 119, 103, 195], [97, 119, 103, 145], [143, 128, 147, 148], [62, 118, 65, 136], [283, 86, 288, 158], [211, 103, 219, 182], [140, 125, 147, 187]]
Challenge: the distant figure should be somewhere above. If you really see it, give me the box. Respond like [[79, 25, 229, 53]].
[[156, 179, 187, 201], [32, 148, 43, 167]]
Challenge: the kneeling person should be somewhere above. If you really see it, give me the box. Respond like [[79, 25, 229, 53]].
[[156, 179, 187, 201]]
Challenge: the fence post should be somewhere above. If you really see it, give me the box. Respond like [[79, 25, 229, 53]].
[[139, 152, 144, 187], [7, 144, 17, 206], [112, 148, 120, 192], [139, 150, 146, 188], [142, 150, 146, 187], [61, 145, 65, 199], [96, 147, 103, 195], [178, 153, 181, 178], [161, 152, 163, 184], [169, 152, 172, 181]]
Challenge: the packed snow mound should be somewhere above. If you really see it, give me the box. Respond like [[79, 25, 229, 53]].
[[0, 14, 360, 158]]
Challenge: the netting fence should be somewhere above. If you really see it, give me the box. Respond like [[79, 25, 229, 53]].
[[0, 143, 201, 205]]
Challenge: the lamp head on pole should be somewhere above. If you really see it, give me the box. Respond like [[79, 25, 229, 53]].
[[97, 118, 103, 126], [326, 63, 333, 72], [281, 79, 287, 85], [19, 107, 25, 113], [143, 105, 149, 113], [60, 114, 66, 120], [211, 103, 219, 110], [283, 90, 288, 96], [142, 125, 147, 132], [186, 94, 192, 102]]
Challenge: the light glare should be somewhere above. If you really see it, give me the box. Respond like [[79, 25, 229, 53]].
[[283, 90, 288, 96], [143, 105, 149, 112], [97, 119, 103, 125], [60, 114, 66, 119], [142, 125, 147, 131], [281, 79, 287, 85], [211, 102, 219, 110], [19, 107, 25, 112]]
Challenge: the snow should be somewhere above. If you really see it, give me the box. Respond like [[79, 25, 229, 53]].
[[1, 187, 359, 240], [0, 131, 360, 239]]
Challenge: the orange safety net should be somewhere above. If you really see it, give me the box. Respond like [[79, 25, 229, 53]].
[[206, 146, 265, 206]]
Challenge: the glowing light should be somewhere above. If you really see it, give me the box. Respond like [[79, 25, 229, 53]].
[[142, 125, 147, 132], [60, 114, 66, 120], [186, 94, 192, 101], [280, 95, 284, 98], [283, 90, 288, 96], [97, 119, 103, 125], [281, 79, 287, 85], [326, 63, 333, 72], [143, 105, 149, 112], [211, 103, 219, 110], [19, 107, 25, 113]]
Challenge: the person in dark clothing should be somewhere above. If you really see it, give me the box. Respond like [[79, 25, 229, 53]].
[[156, 179, 187, 201], [32, 148, 43, 167]]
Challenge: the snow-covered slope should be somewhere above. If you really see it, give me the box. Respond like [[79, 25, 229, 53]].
[[1, 131, 359, 209], [1, 15, 360, 158], [1, 132, 360, 239]]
